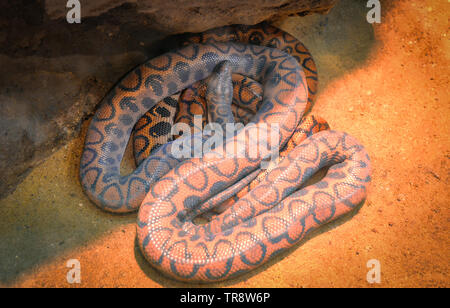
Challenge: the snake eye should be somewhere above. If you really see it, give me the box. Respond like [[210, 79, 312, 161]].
[[249, 31, 263, 45]]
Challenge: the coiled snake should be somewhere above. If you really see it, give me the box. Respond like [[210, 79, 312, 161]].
[[80, 23, 371, 282]]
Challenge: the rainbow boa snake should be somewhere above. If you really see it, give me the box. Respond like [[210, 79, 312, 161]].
[[80, 23, 371, 282]]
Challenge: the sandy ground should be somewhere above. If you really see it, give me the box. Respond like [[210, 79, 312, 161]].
[[0, 0, 448, 288]]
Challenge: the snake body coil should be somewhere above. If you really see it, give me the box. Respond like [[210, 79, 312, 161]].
[[80, 24, 371, 282]]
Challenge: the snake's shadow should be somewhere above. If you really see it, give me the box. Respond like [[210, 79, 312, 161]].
[[133, 166, 367, 287]]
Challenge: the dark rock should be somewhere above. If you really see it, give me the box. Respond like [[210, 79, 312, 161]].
[[45, 0, 337, 33]]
